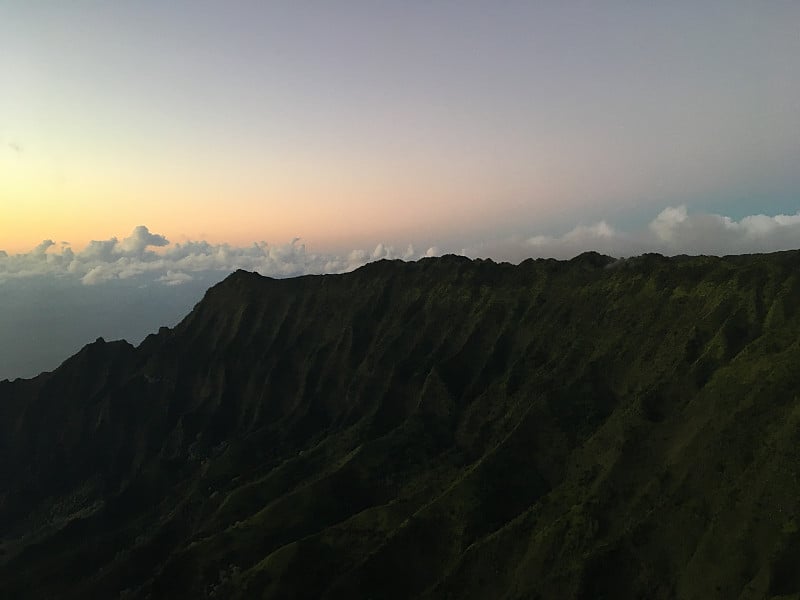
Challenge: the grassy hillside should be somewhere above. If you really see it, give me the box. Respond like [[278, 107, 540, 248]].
[[2, 251, 800, 599]]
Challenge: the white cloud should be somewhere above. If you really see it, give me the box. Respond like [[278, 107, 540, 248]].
[[464, 205, 800, 261], [0, 227, 437, 379], [117, 225, 169, 256], [81, 265, 116, 286], [2, 207, 799, 381], [78, 239, 119, 262], [0, 225, 428, 286], [157, 271, 194, 286], [645, 206, 800, 255], [2, 207, 800, 288]]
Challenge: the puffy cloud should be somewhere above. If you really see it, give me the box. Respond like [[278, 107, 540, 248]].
[[79, 238, 119, 262], [75, 225, 168, 263], [510, 221, 622, 259], [647, 206, 800, 255], [2, 208, 800, 381], [464, 205, 800, 261], [32, 240, 55, 256], [117, 225, 169, 256], [0, 226, 436, 379], [0, 226, 428, 286], [371, 243, 416, 261], [3, 208, 800, 288], [649, 205, 689, 242], [157, 271, 194, 286], [81, 265, 116, 286]]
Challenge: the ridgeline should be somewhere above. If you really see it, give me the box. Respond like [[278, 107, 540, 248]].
[[2, 251, 800, 599]]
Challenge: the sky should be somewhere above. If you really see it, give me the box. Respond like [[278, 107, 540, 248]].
[[1, 1, 799, 379]]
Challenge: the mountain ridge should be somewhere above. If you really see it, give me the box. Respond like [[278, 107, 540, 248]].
[[2, 251, 800, 598]]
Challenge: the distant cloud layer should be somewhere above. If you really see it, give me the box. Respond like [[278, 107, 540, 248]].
[[2, 206, 800, 288], [0, 226, 426, 286], [463, 205, 800, 262], [2, 204, 800, 381]]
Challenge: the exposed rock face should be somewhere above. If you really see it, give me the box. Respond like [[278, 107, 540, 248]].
[[2, 252, 800, 599]]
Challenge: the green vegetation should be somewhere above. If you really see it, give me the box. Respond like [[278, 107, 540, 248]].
[[2, 251, 800, 598]]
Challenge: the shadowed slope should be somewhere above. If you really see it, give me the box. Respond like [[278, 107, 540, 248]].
[[2, 252, 800, 599]]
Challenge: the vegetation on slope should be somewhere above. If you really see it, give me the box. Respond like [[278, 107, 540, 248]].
[[2, 251, 800, 599]]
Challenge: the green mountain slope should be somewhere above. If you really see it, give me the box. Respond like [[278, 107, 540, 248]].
[[2, 251, 800, 599]]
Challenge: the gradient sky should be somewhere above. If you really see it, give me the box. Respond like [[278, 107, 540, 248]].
[[2, 1, 799, 254]]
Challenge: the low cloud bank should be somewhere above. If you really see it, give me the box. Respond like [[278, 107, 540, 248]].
[[463, 205, 800, 262], [2, 204, 799, 380], [2, 206, 800, 288], [0, 231, 431, 379], [0, 226, 429, 286]]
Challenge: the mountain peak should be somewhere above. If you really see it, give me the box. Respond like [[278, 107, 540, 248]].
[[3, 250, 800, 598], [569, 250, 617, 267]]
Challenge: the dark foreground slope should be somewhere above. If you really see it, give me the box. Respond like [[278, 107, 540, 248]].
[[2, 252, 800, 599]]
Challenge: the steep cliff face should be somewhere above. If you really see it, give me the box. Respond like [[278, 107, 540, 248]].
[[2, 252, 800, 599]]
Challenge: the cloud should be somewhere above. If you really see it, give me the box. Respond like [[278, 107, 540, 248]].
[[2, 207, 800, 288], [117, 225, 169, 256], [81, 265, 116, 286], [647, 206, 800, 255], [77, 238, 118, 262], [0, 225, 430, 286], [463, 205, 800, 261], [0, 227, 442, 380], [157, 271, 194, 286], [32, 240, 56, 256], [2, 206, 799, 381]]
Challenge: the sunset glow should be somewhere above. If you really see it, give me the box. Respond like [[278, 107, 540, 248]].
[[2, 2, 797, 256]]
